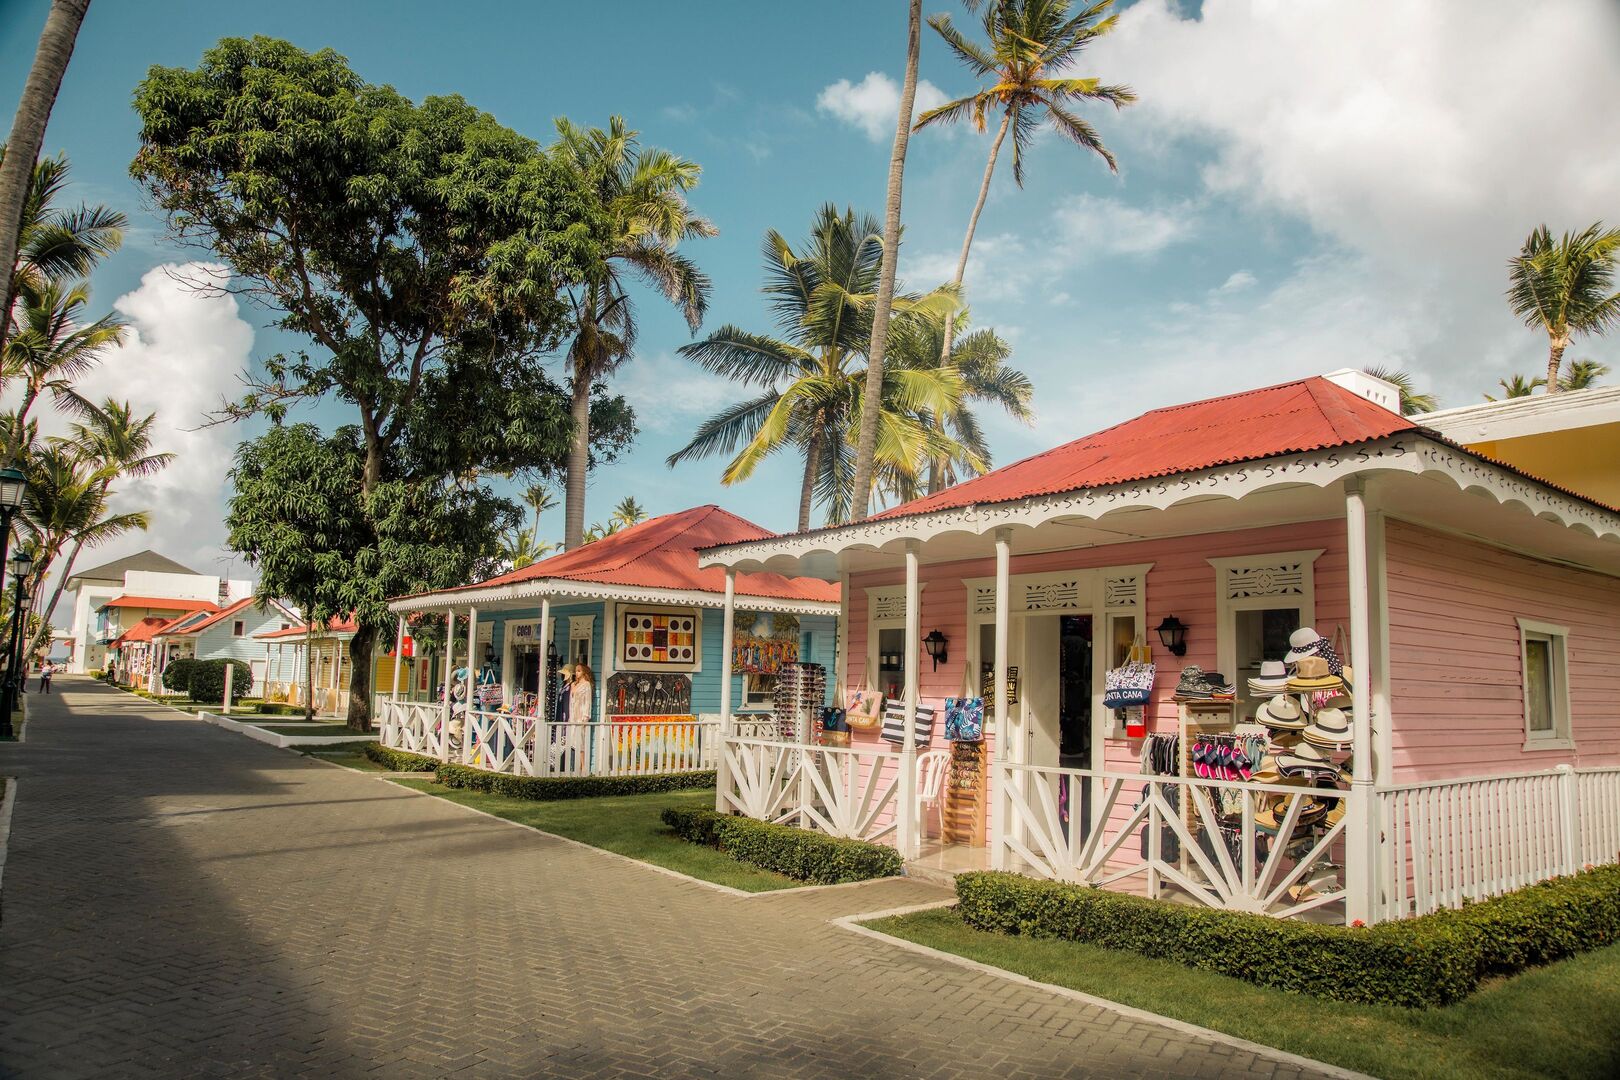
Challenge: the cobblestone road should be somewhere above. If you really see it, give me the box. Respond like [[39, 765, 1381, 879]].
[[0, 679, 1334, 1078]]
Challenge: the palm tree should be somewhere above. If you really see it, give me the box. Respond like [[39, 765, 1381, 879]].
[[1, 152, 125, 322], [497, 525, 558, 570], [552, 118, 715, 549], [2, 279, 125, 457], [523, 482, 557, 540], [612, 496, 647, 528], [849, 0, 924, 524], [669, 205, 963, 528], [1485, 374, 1546, 401], [0, 0, 95, 332], [915, 0, 1135, 365], [1363, 366, 1437, 415], [1506, 223, 1620, 393], [25, 400, 171, 658], [1560, 359, 1611, 391], [887, 307, 1032, 494]]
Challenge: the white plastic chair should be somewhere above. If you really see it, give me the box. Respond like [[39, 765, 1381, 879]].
[[916, 748, 951, 837]]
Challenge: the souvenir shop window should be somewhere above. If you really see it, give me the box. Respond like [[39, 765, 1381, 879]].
[[743, 671, 777, 709], [1233, 606, 1303, 717], [1518, 618, 1573, 749], [876, 626, 906, 700]]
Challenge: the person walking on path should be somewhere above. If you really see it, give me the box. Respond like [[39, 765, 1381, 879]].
[[38, 660, 52, 694]]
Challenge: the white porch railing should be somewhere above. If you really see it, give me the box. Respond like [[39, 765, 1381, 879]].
[[378, 701, 719, 778], [719, 736, 913, 845], [999, 763, 1348, 920], [1576, 766, 1620, 869], [720, 737, 803, 823]]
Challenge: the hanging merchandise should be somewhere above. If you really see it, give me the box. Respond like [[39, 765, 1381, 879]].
[[1123, 708, 1148, 739], [1283, 626, 1343, 677], [943, 696, 985, 742], [772, 662, 828, 741], [844, 685, 885, 730], [1103, 653, 1156, 709], [880, 699, 937, 747]]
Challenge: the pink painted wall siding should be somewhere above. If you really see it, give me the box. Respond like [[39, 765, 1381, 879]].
[[1385, 520, 1620, 778], [841, 519, 1351, 842]]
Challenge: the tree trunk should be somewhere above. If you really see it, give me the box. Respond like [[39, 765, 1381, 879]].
[[940, 113, 1011, 366], [797, 428, 821, 532], [0, 0, 91, 337], [563, 371, 592, 548], [849, 0, 922, 522], [346, 623, 375, 732], [1547, 335, 1568, 393], [24, 533, 79, 663]]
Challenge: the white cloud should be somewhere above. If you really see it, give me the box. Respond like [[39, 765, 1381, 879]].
[[618, 352, 739, 434], [1053, 194, 1195, 256], [58, 263, 254, 577], [1216, 270, 1256, 293], [817, 72, 950, 142], [1093, 0, 1620, 393]]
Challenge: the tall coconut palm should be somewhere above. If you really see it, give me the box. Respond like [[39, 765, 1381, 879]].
[[1362, 365, 1437, 415], [1485, 374, 1546, 401], [552, 117, 715, 549], [916, 0, 1135, 365], [523, 481, 557, 540], [1560, 358, 1611, 391], [849, 0, 924, 524], [887, 308, 1032, 495], [1506, 223, 1620, 393], [0, 0, 95, 332], [2, 279, 125, 457], [26, 401, 171, 658], [611, 496, 647, 528], [1, 151, 125, 319], [669, 205, 963, 528]]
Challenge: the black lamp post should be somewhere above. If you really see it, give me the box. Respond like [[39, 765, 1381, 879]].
[[1, 546, 35, 734]]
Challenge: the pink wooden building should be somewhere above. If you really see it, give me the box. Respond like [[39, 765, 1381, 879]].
[[701, 370, 1620, 924]]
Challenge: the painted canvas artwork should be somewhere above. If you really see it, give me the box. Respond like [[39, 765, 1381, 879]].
[[620, 610, 697, 665], [731, 610, 801, 674]]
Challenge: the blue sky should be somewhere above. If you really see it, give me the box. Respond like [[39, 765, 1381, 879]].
[[4, 0, 1619, 578]]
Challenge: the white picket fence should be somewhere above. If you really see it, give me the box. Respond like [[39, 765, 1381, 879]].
[[377, 700, 719, 777], [1576, 766, 1620, 869], [998, 763, 1348, 919], [719, 736, 907, 842]]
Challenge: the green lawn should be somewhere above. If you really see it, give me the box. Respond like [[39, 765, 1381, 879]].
[[303, 746, 391, 771], [867, 906, 1620, 1080], [394, 781, 801, 894], [257, 723, 369, 738]]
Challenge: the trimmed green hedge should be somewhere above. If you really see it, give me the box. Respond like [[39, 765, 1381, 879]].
[[434, 763, 716, 801], [954, 865, 1620, 1009], [661, 807, 903, 885], [162, 658, 197, 693], [362, 742, 442, 772], [190, 659, 253, 704]]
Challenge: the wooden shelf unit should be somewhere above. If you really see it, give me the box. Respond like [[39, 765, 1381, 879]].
[[941, 741, 986, 846]]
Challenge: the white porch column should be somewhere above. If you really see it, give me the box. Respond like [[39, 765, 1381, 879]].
[[331, 641, 343, 716], [441, 610, 456, 759], [1344, 478, 1378, 924], [899, 542, 921, 860], [716, 569, 736, 813], [534, 596, 552, 776], [391, 616, 406, 701], [463, 606, 479, 765], [991, 529, 1011, 871]]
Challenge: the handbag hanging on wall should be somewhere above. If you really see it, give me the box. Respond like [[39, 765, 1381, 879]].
[[880, 700, 937, 746], [943, 697, 985, 742], [844, 683, 884, 730]]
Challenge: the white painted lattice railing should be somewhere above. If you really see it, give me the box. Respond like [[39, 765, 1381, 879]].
[[1374, 765, 1620, 920], [998, 763, 1347, 920], [379, 701, 445, 759], [1577, 767, 1620, 869], [798, 743, 906, 843], [720, 737, 804, 823]]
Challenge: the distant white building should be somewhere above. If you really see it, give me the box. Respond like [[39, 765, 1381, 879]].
[[61, 550, 253, 674]]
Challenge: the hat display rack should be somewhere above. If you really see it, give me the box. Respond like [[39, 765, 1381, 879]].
[[1158, 626, 1353, 898]]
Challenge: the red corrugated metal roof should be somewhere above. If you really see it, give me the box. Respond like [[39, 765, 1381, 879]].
[[256, 615, 357, 640], [157, 596, 268, 636], [872, 377, 1417, 520], [98, 595, 217, 613], [109, 617, 173, 647], [407, 505, 840, 604]]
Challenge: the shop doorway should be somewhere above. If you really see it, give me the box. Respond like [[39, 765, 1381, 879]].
[[1020, 613, 1094, 837]]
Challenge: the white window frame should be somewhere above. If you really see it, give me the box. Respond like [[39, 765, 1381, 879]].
[[1517, 617, 1574, 751], [864, 584, 924, 697], [1209, 549, 1324, 714], [232, 619, 246, 637], [742, 670, 776, 709]]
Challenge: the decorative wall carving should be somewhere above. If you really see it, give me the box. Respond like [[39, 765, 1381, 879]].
[[1223, 561, 1307, 600]]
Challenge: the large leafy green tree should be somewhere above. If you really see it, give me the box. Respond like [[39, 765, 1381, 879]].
[[131, 37, 631, 727], [669, 205, 963, 527], [228, 425, 518, 728], [916, 0, 1134, 367], [552, 117, 714, 549], [1506, 223, 1620, 393]]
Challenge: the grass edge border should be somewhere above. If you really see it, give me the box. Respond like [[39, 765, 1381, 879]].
[[839, 904, 1374, 1080]]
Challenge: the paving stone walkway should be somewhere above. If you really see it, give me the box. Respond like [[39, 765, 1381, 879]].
[[0, 679, 1334, 1078]]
